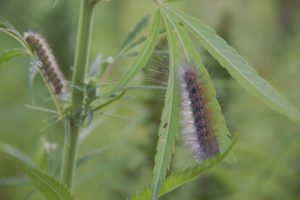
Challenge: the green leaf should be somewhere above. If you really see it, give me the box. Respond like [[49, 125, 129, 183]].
[[119, 15, 150, 54], [165, 6, 300, 121], [0, 49, 25, 65], [120, 36, 147, 57], [162, 8, 235, 163], [121, 30, 167, 58], [108, 10, 161, 96], [0, 21, 33, 56], [150, 11, 181, 200], [132, 138, 236, 200], [0, 145, 74, 200]]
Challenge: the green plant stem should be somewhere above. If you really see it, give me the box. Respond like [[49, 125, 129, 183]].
[[61, 0, 97, 190]]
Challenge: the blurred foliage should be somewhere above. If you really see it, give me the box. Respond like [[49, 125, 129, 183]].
[[1, 0, 300, 199]]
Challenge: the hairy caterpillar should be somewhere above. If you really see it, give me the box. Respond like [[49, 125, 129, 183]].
[[179, 63, 220, 160], [24, 32, 68, 96]]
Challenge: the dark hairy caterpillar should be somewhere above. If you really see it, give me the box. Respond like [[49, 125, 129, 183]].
[[24, 32, 68, 96], [179, 63, 219, 160]]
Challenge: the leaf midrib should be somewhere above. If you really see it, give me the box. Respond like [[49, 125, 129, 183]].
[[152, 11, 178, 199]]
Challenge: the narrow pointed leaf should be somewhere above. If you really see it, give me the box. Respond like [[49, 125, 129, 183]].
[[0, 145, 74, 200], [132, 139, 236, 200], [0, 21, 33, 56], [119, 15, 150, 54], [162, 9, 235, 163], [108, 10, 161, 95], [0, 49, 25, 65], [151, 12, 181, 200], [165, 6, 300, 121], [121, 36, 147, 56]]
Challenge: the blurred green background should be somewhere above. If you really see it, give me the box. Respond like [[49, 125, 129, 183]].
[[1, 0, 300, 199]]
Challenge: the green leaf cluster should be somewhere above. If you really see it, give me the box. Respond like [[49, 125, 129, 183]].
[[0, 144, 74, 200]]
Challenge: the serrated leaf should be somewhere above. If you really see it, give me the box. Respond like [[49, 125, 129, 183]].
[[132, 138, 236, 200], [162, 9, 236, 163], [0, 49, 25, 65], [0, 145, 74, 200], [108, 10, 161, 96], [150, 11, 181, 200], [164, 6, 300, 121], [119, 15, 150, 54]]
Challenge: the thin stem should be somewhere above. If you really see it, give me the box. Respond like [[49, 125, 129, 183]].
[[60, 0, 97, 190], [61, 119, 81, 188], [71, 0, 94, 111]]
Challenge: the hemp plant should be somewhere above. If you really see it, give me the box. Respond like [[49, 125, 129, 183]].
[[0, 0, 299, 199]]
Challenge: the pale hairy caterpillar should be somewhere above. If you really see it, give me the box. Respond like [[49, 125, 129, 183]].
[[145, 60, 220, 160], [24, 32, 68, 96], [178, 63, 219, 160]]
